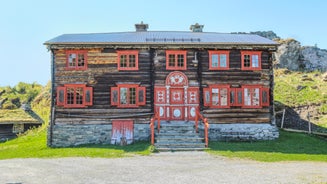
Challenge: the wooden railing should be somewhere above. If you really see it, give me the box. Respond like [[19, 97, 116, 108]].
[[150, 112, 160, 145], [195, 109, 209, 147]]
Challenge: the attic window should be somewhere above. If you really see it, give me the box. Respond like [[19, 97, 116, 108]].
[[166, 50, 187, 70], [117, 50, 139, 71], [66, 50, 88, 70], [241, 51, 261, 70]]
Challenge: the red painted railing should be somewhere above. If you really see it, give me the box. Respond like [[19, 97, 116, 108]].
[[195, 108, 209, 147], [150, 112, 160, 145]]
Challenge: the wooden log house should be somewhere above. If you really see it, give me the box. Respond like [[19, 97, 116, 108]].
[[45, 23, 279, 148]]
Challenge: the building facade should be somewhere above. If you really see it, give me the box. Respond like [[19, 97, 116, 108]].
[[45, 23, 279, 147]]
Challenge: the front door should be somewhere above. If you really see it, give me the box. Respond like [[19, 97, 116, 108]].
[[154, 71, 199, 121], [170, 88, 184, 120]]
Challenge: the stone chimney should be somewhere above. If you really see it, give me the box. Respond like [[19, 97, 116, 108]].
[[190, 23, 204, 32], [135, 21, 148, 32]]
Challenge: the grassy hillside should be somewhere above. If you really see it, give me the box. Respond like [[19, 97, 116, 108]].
[[274, 69, 327, 127]]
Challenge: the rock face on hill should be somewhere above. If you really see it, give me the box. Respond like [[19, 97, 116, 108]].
[[251, 31, 327, 72]]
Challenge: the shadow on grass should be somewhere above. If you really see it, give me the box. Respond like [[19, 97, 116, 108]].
[[209, 130, 327, 155]]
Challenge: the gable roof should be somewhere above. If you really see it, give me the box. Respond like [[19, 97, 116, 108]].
[[45, 31, 277, 46], [0, 109, 41, 124]]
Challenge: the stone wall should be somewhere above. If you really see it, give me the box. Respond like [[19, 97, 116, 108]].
[[199, 123, 279, 141], [48, 124, 150, 147]]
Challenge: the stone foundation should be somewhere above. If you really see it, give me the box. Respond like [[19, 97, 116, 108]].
[[199, 123, 279, 141], [48, 124, 150, 147]]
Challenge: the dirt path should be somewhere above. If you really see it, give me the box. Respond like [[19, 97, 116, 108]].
[[1, 152, 326, 184]]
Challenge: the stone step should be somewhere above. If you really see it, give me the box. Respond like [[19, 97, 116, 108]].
[[156, 147, 207, 152], [156, 138, 203, 143], [155, 142, 206, 149]]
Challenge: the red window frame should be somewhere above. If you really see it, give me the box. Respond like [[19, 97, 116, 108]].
[[166, 50, 187, 70], [65, 50, 88, 70], [117, 50, 139, 71], [110, 84, 146, 108], [203, 85, 230, 108], [242, 85, 261, 108], [56, 84, 93, 108], [241, 51, 262, 71], [208, 50, 230, 70]]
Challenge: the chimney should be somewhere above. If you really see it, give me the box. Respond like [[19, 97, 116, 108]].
[[135, 21, 148, 32], [190, 23, 204, 32]]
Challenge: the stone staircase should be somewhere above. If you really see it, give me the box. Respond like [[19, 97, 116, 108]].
[[154, 121, 206, 151]]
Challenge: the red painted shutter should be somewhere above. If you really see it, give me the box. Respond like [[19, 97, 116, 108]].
[[137, 86, 146, 106], [203, 88, 210, 107], [56, 86, 66, 106], [230, 88, 236, 106], [84, 87, 93, 106], [235, 88, 243, 106], [262, 88, 270, 107], [111, 87, 119, 106]]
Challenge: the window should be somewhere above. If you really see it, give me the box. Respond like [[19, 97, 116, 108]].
[[208, 51, 230, 70], [166, 50, 187, 70], [57, 84, 93, 108], [241, 51, 261, 70], [111, 84, 146, 108], [117, 50, 139, 71], [203, 85, 230, 108], [204, 85, 270, 108], [13, 124, 24, 134], [66, 50, 88, 70]]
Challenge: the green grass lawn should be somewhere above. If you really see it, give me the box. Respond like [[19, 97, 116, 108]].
[[0, 125, 153, 160], [207, 130, 327, 162]]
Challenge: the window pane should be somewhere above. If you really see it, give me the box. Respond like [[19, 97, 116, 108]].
[[78, 54, 85, 67], [129, 88, 136, 105], [120, 55, 127, 67], [129, 55, 136, 67], [244, 88, 251, 106], [212, 88, 219, 106], [67, 88, 74, 104], [244, 55, 250, 67], [220, 88, 228, 106], [220, 54, 227, 67], [120, 88, 127, 104], [68, 54, 76, 67], [168, 54, 175, 67], [76, 87, 84, 104], [211, 54, 218, 67], [177, 54, 184, 67], [252, 55, 259, 68], [252, 88, 260, 106]]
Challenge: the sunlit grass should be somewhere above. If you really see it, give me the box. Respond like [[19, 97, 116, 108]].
[[207, 130, 327, 162], [0, 125, 153, 160]]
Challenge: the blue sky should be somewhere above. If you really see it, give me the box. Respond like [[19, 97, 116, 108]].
[[0, 0, 326, 86]]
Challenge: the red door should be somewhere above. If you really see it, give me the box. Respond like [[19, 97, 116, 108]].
[[170, 88, 184, 120]]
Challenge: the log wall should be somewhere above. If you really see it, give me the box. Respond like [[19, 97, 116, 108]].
[[52, 47, 274, 125]]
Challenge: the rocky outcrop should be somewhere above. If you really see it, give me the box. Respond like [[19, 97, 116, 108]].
[[274, 39, 302, 70], [301, 46, 327, 72], [273, 39, 327, 72], [249, 31, 327, 72]]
